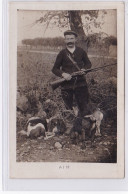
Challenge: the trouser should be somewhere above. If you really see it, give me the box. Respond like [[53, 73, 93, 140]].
[[61, 86, 89, 140], [61, 86, 89, 116]]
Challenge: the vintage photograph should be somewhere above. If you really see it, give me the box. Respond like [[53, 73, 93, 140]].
[[16, 8, 118, 163]]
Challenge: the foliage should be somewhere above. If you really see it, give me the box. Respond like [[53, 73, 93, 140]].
[[35, 10, 106, 36], [103, 36, 117, 46], [17, 49, 117, 131], [22, 37, 65, 48], [33, 10, 108, 51], [21, 34, 117, 51]]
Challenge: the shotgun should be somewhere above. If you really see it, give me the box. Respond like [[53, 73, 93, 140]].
[[50, 63, 116, 90]]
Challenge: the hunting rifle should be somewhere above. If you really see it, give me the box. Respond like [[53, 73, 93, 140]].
[[50, 63, 116, 90]]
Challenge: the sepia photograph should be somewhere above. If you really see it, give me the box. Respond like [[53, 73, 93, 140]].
[[17, 9, 117, 163], [9, 1, 124, 179]]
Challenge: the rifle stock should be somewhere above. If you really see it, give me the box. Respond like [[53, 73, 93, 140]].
[[50, 78, 66, 90]]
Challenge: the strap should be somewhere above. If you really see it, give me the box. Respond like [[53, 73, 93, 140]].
[[66, 52, 81, 71], [66, 52, 87, 81]]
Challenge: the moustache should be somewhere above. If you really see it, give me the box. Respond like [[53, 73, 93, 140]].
[[67, 42, 74, 46]]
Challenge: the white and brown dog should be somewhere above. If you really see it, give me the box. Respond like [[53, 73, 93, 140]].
[[18, 116, 66, 139], [18, 117, 48, 139], [84, 108, 103, 137]]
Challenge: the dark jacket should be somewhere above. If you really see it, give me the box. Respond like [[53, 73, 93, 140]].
[[52, 47, 92, 89]]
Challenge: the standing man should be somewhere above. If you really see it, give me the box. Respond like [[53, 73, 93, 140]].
[[52, 30, 92, 142]]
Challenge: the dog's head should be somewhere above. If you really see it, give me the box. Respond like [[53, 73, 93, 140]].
[[48, 117, 66, 134]]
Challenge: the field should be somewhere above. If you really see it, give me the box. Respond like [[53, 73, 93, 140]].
[[17, 48, 117, 163]]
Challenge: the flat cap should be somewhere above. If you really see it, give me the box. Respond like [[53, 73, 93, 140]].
[[64, 30, 78, 37]]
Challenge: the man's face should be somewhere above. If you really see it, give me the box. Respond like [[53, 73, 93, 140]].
[[64, 34, 77, 48]]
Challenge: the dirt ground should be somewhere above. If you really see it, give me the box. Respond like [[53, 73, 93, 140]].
[[17, 122, 117, 163]]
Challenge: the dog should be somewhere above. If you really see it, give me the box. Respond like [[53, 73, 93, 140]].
[[47, 116, 66, 135], [19, 116, 66, 139], [18, 122, 46, 139], [18, 117, 48, 139], [26, 117, 48, 138], [27, 122, 46, 138], [84, 108, 103, 137]]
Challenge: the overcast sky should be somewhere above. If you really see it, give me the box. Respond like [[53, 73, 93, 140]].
[[17, 10, 117, 44]]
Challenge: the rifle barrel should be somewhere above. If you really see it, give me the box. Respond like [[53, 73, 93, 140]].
[[84, 63, 117, 73], [71, 63, 116, 77]]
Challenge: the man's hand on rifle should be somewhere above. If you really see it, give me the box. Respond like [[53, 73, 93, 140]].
[[62, 73, 72, 81], [79, 68, 86, 75]]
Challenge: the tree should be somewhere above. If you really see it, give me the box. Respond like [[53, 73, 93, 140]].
[[103, 36, 117, 47], [35, 10, 107, 51], [22, 39, 29, 48], [21, 37, 65, 48], [22, 39, 33, 48]]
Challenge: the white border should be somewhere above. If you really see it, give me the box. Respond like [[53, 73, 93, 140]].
[[9, 1, 124, 179], [0, 0, 2, 191], [2, 0, 127, 191]]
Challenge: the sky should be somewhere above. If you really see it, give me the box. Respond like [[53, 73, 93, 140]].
[[17, 10, 117, 45]]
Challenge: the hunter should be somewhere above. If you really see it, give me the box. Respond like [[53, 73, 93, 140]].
[[52, 30, 92, 143]]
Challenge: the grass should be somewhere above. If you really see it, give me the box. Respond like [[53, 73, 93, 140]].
[[17, 48, 117, 130]]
